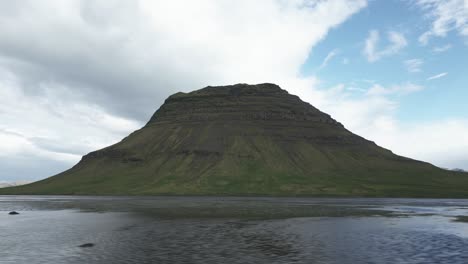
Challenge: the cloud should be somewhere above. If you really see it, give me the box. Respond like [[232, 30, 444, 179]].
[[0, 0, 368, 120], [416, 0, 468, 45], [319, 49, 339, 69], [404, 59, 424, 73], [427, 72, 448, 80], [1, 0, 467, 182], [0, 0, 368, 181], [364, 30, 408, 62], [0, 66, 141, 180], [306, 81, 468, 170], [366, 83, 424, 96], [365, 118, 468, 170], [432, 44, 452, 52]]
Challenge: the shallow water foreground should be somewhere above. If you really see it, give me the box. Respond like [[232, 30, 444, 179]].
[[1, 196, 468, 264]]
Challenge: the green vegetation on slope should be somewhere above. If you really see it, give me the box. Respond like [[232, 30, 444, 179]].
[[2, 83, 468, 197]]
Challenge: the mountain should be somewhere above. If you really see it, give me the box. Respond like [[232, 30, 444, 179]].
[[2, 83, 468, 197]]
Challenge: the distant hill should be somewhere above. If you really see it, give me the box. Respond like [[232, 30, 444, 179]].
[[2, 83, 468, 197], [0, 181, 31, 189], [0, 183, 13, 188]]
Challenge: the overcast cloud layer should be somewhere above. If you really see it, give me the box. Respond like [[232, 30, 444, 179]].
[[0, 0, 467, 182]]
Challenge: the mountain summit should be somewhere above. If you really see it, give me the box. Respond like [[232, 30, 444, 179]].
[[3, 83, 468, 197]]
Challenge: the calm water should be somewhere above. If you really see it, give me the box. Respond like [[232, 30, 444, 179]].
[[1, 196, 468, 264]]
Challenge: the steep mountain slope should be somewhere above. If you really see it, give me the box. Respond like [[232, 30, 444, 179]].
[[3, 83, 468, 197]]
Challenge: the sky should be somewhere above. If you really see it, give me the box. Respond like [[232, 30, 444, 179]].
[[0, 0, 467, 183]]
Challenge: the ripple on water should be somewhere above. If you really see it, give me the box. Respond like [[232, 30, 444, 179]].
[[2, 197, 468, 264]]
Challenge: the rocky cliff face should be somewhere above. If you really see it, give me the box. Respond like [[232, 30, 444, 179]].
[[4, 83, 468, 197], [149, 83, 350, 144], [151, 83, 338, 124]]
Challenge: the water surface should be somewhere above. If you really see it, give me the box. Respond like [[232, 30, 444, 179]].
[[1, 196, 468, 264]]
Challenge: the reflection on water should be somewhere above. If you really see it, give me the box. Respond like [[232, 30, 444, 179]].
[[1, 196, 468, 264]]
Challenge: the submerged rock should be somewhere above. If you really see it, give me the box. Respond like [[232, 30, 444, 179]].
[[8, 211, 19, 215], [78, 243, 95, 248]]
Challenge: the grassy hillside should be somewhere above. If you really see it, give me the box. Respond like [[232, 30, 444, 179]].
[[2, 83, 468, 197]]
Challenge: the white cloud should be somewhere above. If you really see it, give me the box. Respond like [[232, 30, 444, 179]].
[[416, 0, 468, 45], [0, 0, 467, 183], [432, 44, 452, 52], [366, 83, 424, 96], [404, 59, 424, 73], [427, 72, 448, 80], [305, 81, 468, 170], [364, 30, 379, 62], [0, 66, 141, 180], [342, 57, 350, 64], [319, 49, 339, 69], [365, 118, 468, 170], [0, 0, 368, 181], [364, 30, 408, 62], [0, 0, 369, 111]]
